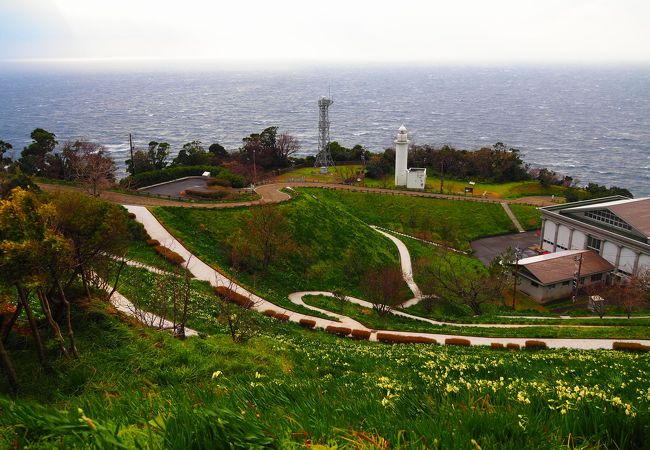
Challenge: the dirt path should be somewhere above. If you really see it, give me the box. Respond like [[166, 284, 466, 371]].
[[40, 181, 552, 208]]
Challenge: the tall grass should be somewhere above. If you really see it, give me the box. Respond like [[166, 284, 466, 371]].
[[1, 305, 648, 449]]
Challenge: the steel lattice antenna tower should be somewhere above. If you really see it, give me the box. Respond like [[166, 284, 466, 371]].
[[314, 96, 335, 168]]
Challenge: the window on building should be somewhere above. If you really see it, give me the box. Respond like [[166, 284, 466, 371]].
[[590, 273, 603, 282], [531, 281, 539, 287], [587, 236, 602, 251], [584, 209, 632, 231], [562, 281, 570, 286]]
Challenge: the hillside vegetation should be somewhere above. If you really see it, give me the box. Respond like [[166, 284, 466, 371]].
[[297, 188, 520, 249], [1, 304, 648, 449], [153, 192, 412, 309]]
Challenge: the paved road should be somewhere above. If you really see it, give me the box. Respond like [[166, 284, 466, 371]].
[[139, 178, 214, 196], [471, 230, 541, 265]]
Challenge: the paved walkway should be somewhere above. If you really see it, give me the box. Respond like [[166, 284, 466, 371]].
[[105, 283, 198, 337], [501, 202, 525, 232], [125, 205, 650, 350]]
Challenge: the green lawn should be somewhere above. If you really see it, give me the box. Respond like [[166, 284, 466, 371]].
[[302, 294, 650, 339], [276, 166, 566, 199], [299, 187, 517, 249], [1, 303, 648, 448], [152, 192, 412, 312], [509, 203, 542, 230]]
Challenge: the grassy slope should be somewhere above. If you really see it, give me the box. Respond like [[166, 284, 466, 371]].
[[302, 294, 650, 339], [509, 203, 542, 230], [1, 306, 648, 449], [275, 167, 564, 199], [299, 187, 517, 249], [153, 192, 412, 310]]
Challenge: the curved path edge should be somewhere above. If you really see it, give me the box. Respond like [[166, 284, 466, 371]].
[[125, 204, 650, 350]]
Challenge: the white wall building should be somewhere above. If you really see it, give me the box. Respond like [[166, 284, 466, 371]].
[[394, 125, 426, 190], [539, 196, 650, 278]]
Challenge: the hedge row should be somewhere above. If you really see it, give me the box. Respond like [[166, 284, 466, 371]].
[[153, 245, 185, 266], [213, 286, 254, 308], [325, 326, 351, 336], [146, 239, 160, 246], [184, 189, 230, 200], [299, 319, 316, 329], [524, 340, 548, 350], [377, 333, 436, 344], [612, 342, 649, 353], [445, 338, 471, 347], [121, 166, 246, 189], [351, 329, 372, 340]]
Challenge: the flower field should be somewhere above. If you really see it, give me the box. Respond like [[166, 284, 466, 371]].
[[2, 307, 648, 448]]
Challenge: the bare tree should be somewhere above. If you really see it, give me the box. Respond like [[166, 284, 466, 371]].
[[276, 133, 301, 160], [64, 140, 117, 196], [120, 259, 193, 338], [230, 205, 293, 273], [421, 249, 503, 315], [589, 270, 650, 319], [363, 266, 404, 317], [214, 275, 261, 343]]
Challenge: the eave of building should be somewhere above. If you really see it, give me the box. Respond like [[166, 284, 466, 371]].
[[541, 207, 650, 249]]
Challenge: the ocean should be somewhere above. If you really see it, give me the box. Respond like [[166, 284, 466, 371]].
[[0, 66, 649, 196]]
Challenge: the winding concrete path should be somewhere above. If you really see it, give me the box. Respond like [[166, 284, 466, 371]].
[[125, 205, 650, 350]]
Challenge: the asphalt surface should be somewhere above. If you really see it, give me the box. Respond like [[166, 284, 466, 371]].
[[471, 230, 541, 265], [139, 178, 212, 197]]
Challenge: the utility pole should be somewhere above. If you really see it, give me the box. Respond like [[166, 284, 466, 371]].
[[439, 160, 444, 194], [572, 253, 584, 303], [252, 147, 257, 186], [512, 247, 521, 309], [129, 133, 135, 175]]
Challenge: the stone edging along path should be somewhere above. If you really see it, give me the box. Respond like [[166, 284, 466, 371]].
[[124, 204, 650, 350]]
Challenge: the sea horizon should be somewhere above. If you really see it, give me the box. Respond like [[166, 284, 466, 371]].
[[1, 64, 649, 195]]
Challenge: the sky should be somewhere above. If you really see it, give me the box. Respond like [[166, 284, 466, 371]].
[[1, 0, 649, 68]]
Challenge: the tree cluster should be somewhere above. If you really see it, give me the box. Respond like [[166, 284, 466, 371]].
[[1, 130, 117, 196], [564, 182, 634, 202], [407, 142, 530, 183], [0, 188, 132, 392]]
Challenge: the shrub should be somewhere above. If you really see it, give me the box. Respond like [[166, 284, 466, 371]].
[[127, 212, 136, 219], [377, 333, 436, 344], [490, 342, 505, 349], [506, 343, 521, 351], [299, 319, 316, 329], [351, 329, 372, 340], [207, 177, 232, 188], [121, 165, 246, 189], [445, 338, 471, 347], [325, 326, 351, 336], [146, 239, 160, 246], [525, 340, 548, 350], [213, 286, 254, 308], [184, 189, 228, 200], [153, 245, 185, 266], [612, 342, 649, 353], [263, 310, 276, 317], [275, 313, 290, 322]]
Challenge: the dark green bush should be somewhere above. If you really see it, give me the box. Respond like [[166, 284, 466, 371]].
[[121, 166, 245, 189]]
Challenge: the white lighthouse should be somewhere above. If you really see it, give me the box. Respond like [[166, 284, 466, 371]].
[[394, 124, 409, 186], [394, 124, 426, 190]]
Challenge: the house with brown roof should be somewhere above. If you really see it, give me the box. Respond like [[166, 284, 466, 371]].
[[516, 250, 615, 303], [539, 196, 650, 278]]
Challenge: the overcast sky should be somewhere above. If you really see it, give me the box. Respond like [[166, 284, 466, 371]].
[[1, 0, 649, 67]]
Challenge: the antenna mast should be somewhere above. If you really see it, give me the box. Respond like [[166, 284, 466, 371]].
[[314, 95, 335, 169], [129, 133, 135, 174]]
